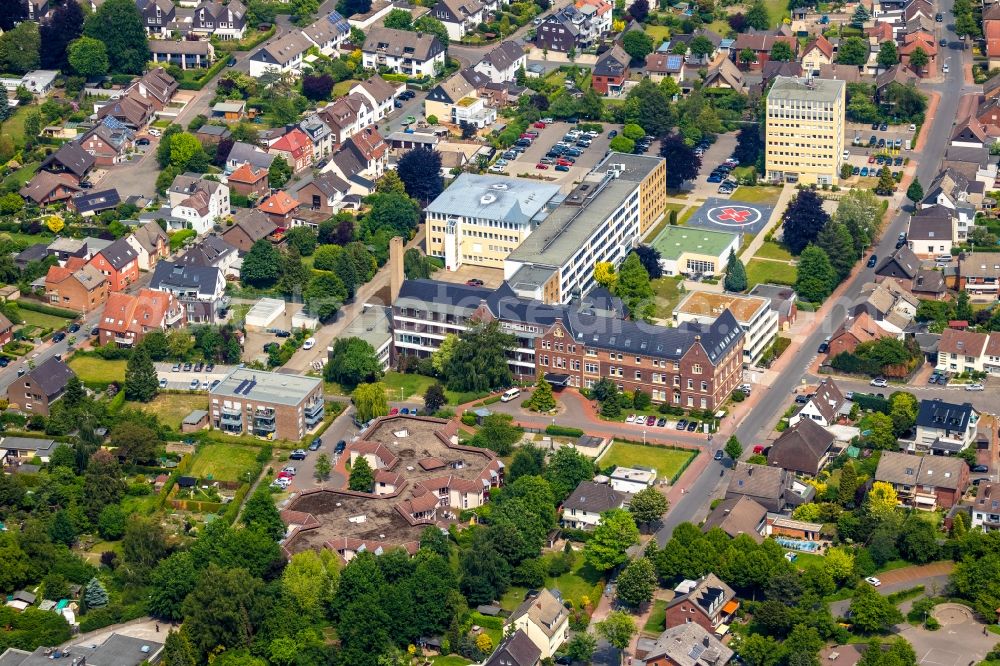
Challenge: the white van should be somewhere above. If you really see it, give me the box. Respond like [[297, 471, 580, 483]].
[[500, 387, 521, 402]]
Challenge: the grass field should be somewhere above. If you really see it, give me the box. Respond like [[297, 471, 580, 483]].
[[68, 356, 127, 383], [652, 275, 685, 318], [764, 0, 789, 25], [746, 258, 797, 287], [601, 441, 696, 481], [645, 25, 671, 44], [19, 309, 73, 330], [731, 186, 782, 204], [327, 371, 489, 407], [127, 393, 208, 431], [500, 552, 603, 611], [644, 599, 669, 633], [333, 79, 360, 97], [431, 657, 472, 666], [754, 241, 793, 261], [189, 443, 260, 482]]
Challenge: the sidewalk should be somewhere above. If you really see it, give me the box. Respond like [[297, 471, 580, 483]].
[[739, 184, 794, 264]]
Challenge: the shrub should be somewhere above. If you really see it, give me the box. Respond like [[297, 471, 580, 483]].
[[545, 424, 584, 437], [461, 413, 477, 426]]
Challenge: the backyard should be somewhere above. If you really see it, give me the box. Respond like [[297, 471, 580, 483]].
[[499, 550, 604, 612], [126, 393, 208, 431], [19, 309, 74, 331], [644, 598, 670, 633], [68, 356, 127, 384], [188, 443, 260, 482], [599, 441, 696, 482], [746, 258, 797, 288], [326, 371, 489, 407], [754, 241, 793, 261]]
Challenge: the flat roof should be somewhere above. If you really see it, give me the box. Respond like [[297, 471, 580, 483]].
[[284, 490, 425, 555], [210, 368, 321, 406], [674, 290, 769, 323], [425, 173, 560, 225], [341, 305, 393, 350], [768, 75, 845, 103], [650, 225, 740, 260]]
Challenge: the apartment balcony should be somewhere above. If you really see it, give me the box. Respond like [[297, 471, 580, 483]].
[[305, 403, 325, 426], [165, 308, 184, 326], [253, 419, 276, 435], [220, 409, 243, 426], [220, 422, 243, 434], [255, 407, 276, 418], [304, 401, 323, 418]]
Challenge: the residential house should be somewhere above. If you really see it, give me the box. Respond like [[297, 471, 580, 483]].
[[124, 220, 170, 271], [97, 288, 185, 347], [222, 209, 278, 252], [642, 622, 734, 666], [0, 437, 69, 466], [269, 128, 314, 173], [248, 32, 313, 77], [192, 0, 248, 39], [506, 589, 570, 659], [936, 328, 989, 374], [731, 33, 797, 70], [702, 58, 746, 93], [5, 357, 74, 416], [136, 0, 175, 37], [900, 31, 937, 76], [165, 173, 230, 235], [875, 450, 969, 509], [857, 279, 919, 333], [69, 188, 121, 217], [701, 496, 767, 543], [226, 141, 276, 173], [959, 252, 1000, 298], [40, 142, 95, 181], [726, 462, 811, 512], [176, 234, 241, 277], [914, 398, 979, 454], [767, 418, 835, 476], [592, 45, 630, 96], [431, 0, 486, 40], [482, 630, 541, 666], [788, 379, 847, 428], [14, 244, 50, 270], [26, 0, 50, 21], [350, 76, 404, 121], [827, 311, 895, 357], [971, 481, 1000, 531], [88, 237, 139, 291], [361, 27, 446, 77], [760, 60, 804, 88], [227, 162, 269, 199], [295, 172, 350, 217], [875, 64, 918, 100], [908, 205, 958, 256], [535, 6, 598, 53], [47, 238, 89, 265], [561, 481, 626, 530], [987, 4, 1000, 69], [150, 261, 228, 323], [645, 52, 687, 85], [299, 114, 335, 162], [324, 128, 389, 194], [319, 94, 375, 145], [0, 314, 12, 347], [664, 574, 739, 633], [575, 0, 613, 36], [874, 245, 948, 298], [149, 40, 216, 70], [302, 11, 351, 55], [922, 170, 976, 233], [801, 35, 834, 76], [44, 264, 107, 313], [748, 283, 797, 330], [424, 72, 496, 129], [474, 40, 528, 83], [257, 191, 301, 229], [97, 68, 178, 130], [212, 101, 246, 123], [80, 119, 136, 166]]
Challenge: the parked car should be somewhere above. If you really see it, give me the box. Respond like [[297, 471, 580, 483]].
[[189, 379, 200, 389], [68, 323, 80, 333], [183, 362, 193, 371], [818, 342, 829, 353], [879, 123, 888, 131], [646, 415, 657, 426], [335, 440, 347, 454], [608, 130, 618, 138], [159, 377, 168, 388], [289, 449, 307, 460], [194, 361, 204, 372], [302, 337, 316, 350], [466, 278, 484, 287], [867, 255, 878, 268], [676, 419, 688, 430], [972, 464, 990, 473], [206, 363, 215, 372], [536, 163, 548, 169], [686, 421, 698, 432], [870, 377, 888, 387], [555, 164, 570, 172], [714, 450, 724, 461], [795, 394, 809, 404], [967, 383, 985, 391], [656, 417, 667, 427], [865, 577, 882, 587], [210, 379, 220, 389], [52, 331, 66, 342], [172, 363, 181, 372]]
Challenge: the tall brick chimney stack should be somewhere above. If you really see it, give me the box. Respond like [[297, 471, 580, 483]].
[[389, 236, 404, 303]]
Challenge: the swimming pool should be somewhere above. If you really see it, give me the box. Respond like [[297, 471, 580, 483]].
[[774, 537, 820, 552]]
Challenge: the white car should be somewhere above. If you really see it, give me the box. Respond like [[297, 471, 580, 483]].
[[489, 164, 507, 173], [302, 337, 316, 350], [148, 128, 162, 137], [909, 124, 917, 132], [865, 576, 882, 587], [870, 377, 888, 388], [281, 466, 297, 475], [272, 477, 291, 489], [189, 378, 200, 389], [967, 383, 985, 391], [625, 414, 637, 423]]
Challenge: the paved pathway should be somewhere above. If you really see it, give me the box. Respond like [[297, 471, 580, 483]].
[[739, 185, 794, 264]]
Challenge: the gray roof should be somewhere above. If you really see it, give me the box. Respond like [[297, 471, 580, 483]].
[[875, 245, 920, 279], [876, 450, 966, 490], [426, 174, 560, 225], [483, 629, 541, 666], [176, 234, 238, 267], [768, 75, 845, 103], [41, 142, 96, 177], [210, 367, 321, 406], [96, 237, 139, 270], [227, 141, 275, 170], [644, 622, 734, 666], [1, 437, 63, 455], [701, 496, 766, 542], [363, 26, 444, 62], [908, 206, 954, 240], [727, 462, 786, 500], [342, 305, 393, 351], [480, 40, 526, 71], [183, 409, 209, 425], [300, 171, 350, 198], [563, 481, 624, 513], [767, 418, 834, 476], [915, 398, 975, 432], [747, 283, 796, 316], [149, 261, 223, 298], [254, 31, 312, 65], [24, 357, 74, 399]]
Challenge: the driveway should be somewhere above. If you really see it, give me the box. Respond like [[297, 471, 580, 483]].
[[829, 562, 954, 618], [685, 132, 738, 199], [283, 405, 356, 491]]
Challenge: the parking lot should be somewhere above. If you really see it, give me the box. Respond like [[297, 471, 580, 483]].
[[687, 132, 739, 199], [154, 362, 236, 391], [502, 120, 622, 191]]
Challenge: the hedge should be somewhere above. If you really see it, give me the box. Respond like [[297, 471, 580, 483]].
[[177, 57, 231, 91], [78, 602, 147, 633], [468, 611, 504, 630], [545, 424, 584, 437], [223, 482, 252, 524], [212, 25, 276, 53], [15, 299, 78, 319], [852, 393, 890, 414]]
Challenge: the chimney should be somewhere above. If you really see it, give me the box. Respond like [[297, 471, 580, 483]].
[[389, 236, 404, 303]]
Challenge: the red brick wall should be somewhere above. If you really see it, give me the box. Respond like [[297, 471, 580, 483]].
[[663, 603, 713, 634]]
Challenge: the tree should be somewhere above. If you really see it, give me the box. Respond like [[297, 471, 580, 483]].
[[397, 148, 444, 204], [0, 0, 26, 31], [597, 610, 637, 652], [955, 12, 979, 38], [566, 632, 598, 663], [724, 249, 747, 292], [594, 261, 617, 288], [633, 245, 663, 279], [404, 247, 435, 279], [908, 47, 929, 69], [325, 337, 383, 389], [83, 450, 126, 522], [955, 289, 973, 322], [124, 346, 158, 402], [660, 132, 701, 188], [40, 0, 84, 70], [690, 35, 715, 59], [888, 392, 919, 436], [181, 564, 265, 659], [468, 413, 522, 456], [149, 552, 198, 621], [859, 411, 897, 450], [525, 378, 556, 412], [68, 37, 109, 77], [629, 486, 669, 527], [585, 508, 639, 572], [616, 557, 657, 606], [625, 79, 674, 137], [622, 30, 654, 60], [352, 382, 389, 423], [724, 435, 743, 461], [795, 245, 838, 303], [738, 47, 757, 68], [545, 447, 595, 500], [877, 41, 899, 69], [897, 517, 939, 563], [445, 320, 515, 393], [876, 166, 896, 195], [783, 190, 830, 255], [242, 487, 285, 541], [815, 221, 857, 283], [167, 132, 208, 172], [628, 0, 649, 21], [303, 272, 346, 321], [423, 383, 446, 414], [83, 0, 149, 74], [850, 583, 903, 633], [866, 481, 898, 521], [302, 73, 334, 101], [123, 515, 167, 571], [315, 453, 331, 482], [610, 135, 636, 153], [823, 547, 855, 584], [836, 37, 869, 66], [851, 3, 870, 27], [163, 630, 198, 666], [613, 252, 655, 321], [349, 456, 375, 492], [770, 41, 793, 61], [269, 155, 292, 189], [0, 22, 39, 75], [84, 577, 109, 608], [111, 422, 158, 465], [284, 227, 318, 257], [241, 239, 282, 288], [49, 510, 77, 547], [838, 460, 858, 506]]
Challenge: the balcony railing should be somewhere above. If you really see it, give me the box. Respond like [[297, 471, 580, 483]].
[[253, 420, 276, 434], [304, 401, 324, 418]]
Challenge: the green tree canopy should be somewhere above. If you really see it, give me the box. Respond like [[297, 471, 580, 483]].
[[325, 337, 383, 389], [83, 0, 149, 73], [585, 508, 639, 572]]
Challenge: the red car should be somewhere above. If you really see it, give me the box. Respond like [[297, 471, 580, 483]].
[[867, 155, 876, 163], [390, 407, 399, 415], [753, 445, 765, 454], [536, 163, 548, 169], [277, 471, 293, 480], [520, 133, 534, 140], [557, 159, 573, 166], [534, 121, 546, 128]]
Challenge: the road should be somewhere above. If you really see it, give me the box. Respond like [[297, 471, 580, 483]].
[[827, 376, 1000, 416], [653, 0, 971, 545], [284, 405, 357, 492]]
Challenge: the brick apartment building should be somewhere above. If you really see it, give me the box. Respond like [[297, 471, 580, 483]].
[[209, 368, 325, 441]]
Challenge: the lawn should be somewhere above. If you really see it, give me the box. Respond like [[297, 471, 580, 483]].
[[19, 309, 73, 330], [188, 443, 260, 482], [500, 552, 604, 611], [382, 371, 437, 401], [730, 186, 782, 204], [764, 0, 789, 25], [645, 24, 671, 44], [754, 241, 793, 261], [0, 104, 35, 148], [68, 356, 127, 383], [600, 441, 696, 481], [652, 275, 685, 318], [333, 79, 360, 97], [431, 657, 472, 666], [746, 258, 797, 287], [126, 393, 209, 431], [644, 599, 669, 633]]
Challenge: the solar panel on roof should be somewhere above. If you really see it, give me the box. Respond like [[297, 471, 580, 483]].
[[102, 116, 128, 130], [667, 54, 683, 69]]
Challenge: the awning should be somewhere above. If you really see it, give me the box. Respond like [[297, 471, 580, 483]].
[[543, 373, 571, 387], [715, 623, 730, 636], [722, 600, 740, 614]]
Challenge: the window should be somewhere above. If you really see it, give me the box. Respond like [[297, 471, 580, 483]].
[[687, 378, 693, 389], [692, 364, 702, 374]]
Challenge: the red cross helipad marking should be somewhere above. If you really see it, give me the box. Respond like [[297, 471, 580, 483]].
[[717, 207, 752, 223]]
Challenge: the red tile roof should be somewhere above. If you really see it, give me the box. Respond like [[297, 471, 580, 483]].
[[257, 190, 300, 216]]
